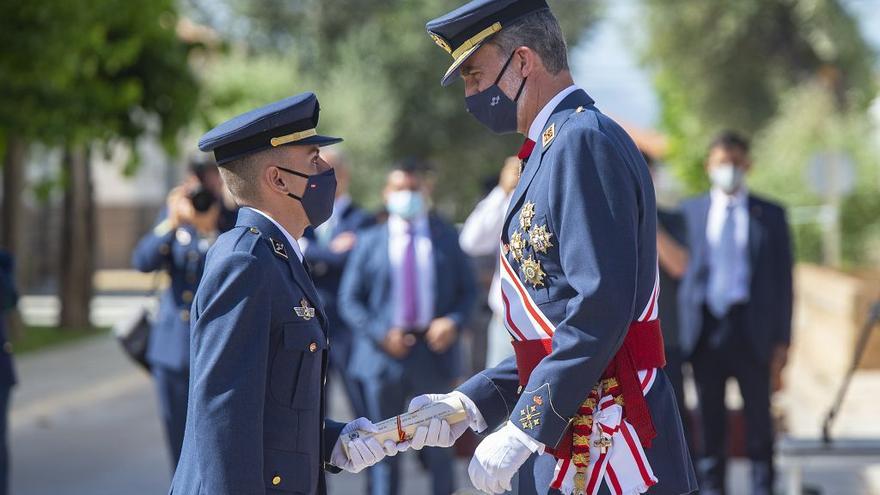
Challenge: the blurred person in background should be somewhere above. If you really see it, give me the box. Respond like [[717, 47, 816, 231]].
[[0, 250, 17, 495], [131, 160, 227, 470], [298, 149, 375, 419], [459, 155, 520, 368], [678, 131, 793, 495], [643, 151, 690, 433], [339, 161, 476, 495]]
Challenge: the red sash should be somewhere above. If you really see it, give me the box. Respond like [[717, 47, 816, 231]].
[[511, 319, 666, 458]]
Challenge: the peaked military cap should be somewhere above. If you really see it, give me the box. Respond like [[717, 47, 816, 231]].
[[426, 0, 550, 86], [198, 92, 343, 165]]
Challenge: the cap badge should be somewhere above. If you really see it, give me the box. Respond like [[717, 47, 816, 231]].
[[429, 32, 452, 55]]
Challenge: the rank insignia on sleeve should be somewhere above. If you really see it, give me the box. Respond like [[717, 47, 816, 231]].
[[520, 405, 542, 429], [270, 238, 288, 260], [509, 230, 526, 262], [519, 202, 535, 231], [521, 256, 546, 288], [529, 224, 554, 253], [541, 123, 555, 148], [294, 298, 315, 320]]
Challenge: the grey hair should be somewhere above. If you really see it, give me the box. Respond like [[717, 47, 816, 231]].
[[487, 9, 569, 74]]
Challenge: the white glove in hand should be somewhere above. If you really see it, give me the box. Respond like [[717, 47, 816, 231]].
[[408, 391, 485, 450], [468, 421, 540, 494], [330, 417, 406, 473]]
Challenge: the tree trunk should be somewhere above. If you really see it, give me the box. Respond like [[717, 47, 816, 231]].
[[1, 135, 26, 254], [59, 145, 95, 329]]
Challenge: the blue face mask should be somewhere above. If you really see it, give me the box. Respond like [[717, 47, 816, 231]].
[[386, 190, 425, 220], [465, 50, 527, 134], [278, 167, 337, 227]]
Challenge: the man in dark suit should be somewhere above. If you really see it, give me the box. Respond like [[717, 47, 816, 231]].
[[678, 131, 793, 495], [0, 250, 17, 495], [338, 162, 476, 495], [300, 149, 374, 419]]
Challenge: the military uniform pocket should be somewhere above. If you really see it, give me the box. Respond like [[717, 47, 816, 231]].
[[264, 448, 312, 493], [269, 321, 327, 410]]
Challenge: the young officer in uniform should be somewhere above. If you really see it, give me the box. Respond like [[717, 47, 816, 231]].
[[407, 1, 697, 494], [170, 93, 402, 495]]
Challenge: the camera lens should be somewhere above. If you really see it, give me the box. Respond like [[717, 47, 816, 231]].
[[189, 186, 217, 213]]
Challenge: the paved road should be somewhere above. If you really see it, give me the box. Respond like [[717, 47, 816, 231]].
[[9, 295, 879, 494], [9, 333, 474, 495]]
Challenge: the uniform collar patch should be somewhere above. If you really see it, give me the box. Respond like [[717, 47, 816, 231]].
[[541, 123, 555, 148], [270, 237, 288, 260]]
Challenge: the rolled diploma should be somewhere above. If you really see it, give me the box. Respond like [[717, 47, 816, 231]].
[[342, 395, 467, 456]]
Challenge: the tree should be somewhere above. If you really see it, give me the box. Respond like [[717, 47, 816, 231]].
[[642, 0, 876, 192], [0, 0, 199, 328], [185, 0, 601, 215]]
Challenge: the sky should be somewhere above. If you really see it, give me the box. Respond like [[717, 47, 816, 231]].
[[571, 0, 880, 130]]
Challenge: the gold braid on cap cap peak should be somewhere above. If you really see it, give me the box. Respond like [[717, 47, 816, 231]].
[[270, 128, 317, 147]]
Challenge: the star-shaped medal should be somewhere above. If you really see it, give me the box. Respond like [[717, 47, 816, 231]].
[[529, 224, 554, 254], [519, 202, 536, 231], [521, 256, 546, 288], [509, 230, 526, 262]]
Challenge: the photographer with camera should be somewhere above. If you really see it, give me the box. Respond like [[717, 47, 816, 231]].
[[131, 160, 229, 471]]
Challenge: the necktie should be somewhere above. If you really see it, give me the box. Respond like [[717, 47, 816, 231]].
[[709, 204, 737, 317], [401, 224, 420, 328]]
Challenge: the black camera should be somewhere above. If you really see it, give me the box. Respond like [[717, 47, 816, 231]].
[[188, 185, 217, 213], [188, 160, 219, 213]]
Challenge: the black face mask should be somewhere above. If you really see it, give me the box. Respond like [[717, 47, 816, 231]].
[[465, 50, 527, 134], [277, 166, 337, 227]]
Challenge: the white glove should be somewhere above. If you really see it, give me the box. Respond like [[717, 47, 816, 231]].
[[468, 421, 542, 494], [330, 417, 407, 473], [408, 391, 486, 450]]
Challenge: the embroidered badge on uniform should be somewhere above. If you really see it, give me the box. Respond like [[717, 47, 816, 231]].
[[521, 256, 546, 288], [294, 298, 315, 320], [529, 224, 554, 254], [520, 405, 542, 429], [270, 238, 288, 260], [519, 202, 535, 231], [541, 123, 555, 148], [509, 230, 526, 262]]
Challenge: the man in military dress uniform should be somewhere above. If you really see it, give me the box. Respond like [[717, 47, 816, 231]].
[[170, 93, 401, 495], [407, 1, 697, 494], [132, 161, 227, 470]]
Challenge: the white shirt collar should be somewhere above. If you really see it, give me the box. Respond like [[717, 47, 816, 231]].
[[388, 213, 429, 235], [710, 186, 749, 208], [244, 206, 303, 262], [527, 84, 580, 143]]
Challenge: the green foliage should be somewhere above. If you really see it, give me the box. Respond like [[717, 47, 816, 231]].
[[748, 83, 880, 266], [187, 0, 599, 218], [13, 325, 108, 355], [0, 0, 199, 152], [643, 0, 876, 194]]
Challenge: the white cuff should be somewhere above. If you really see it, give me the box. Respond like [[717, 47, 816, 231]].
[[506, 420, 545, 454], [451, 391, 489, 433]]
